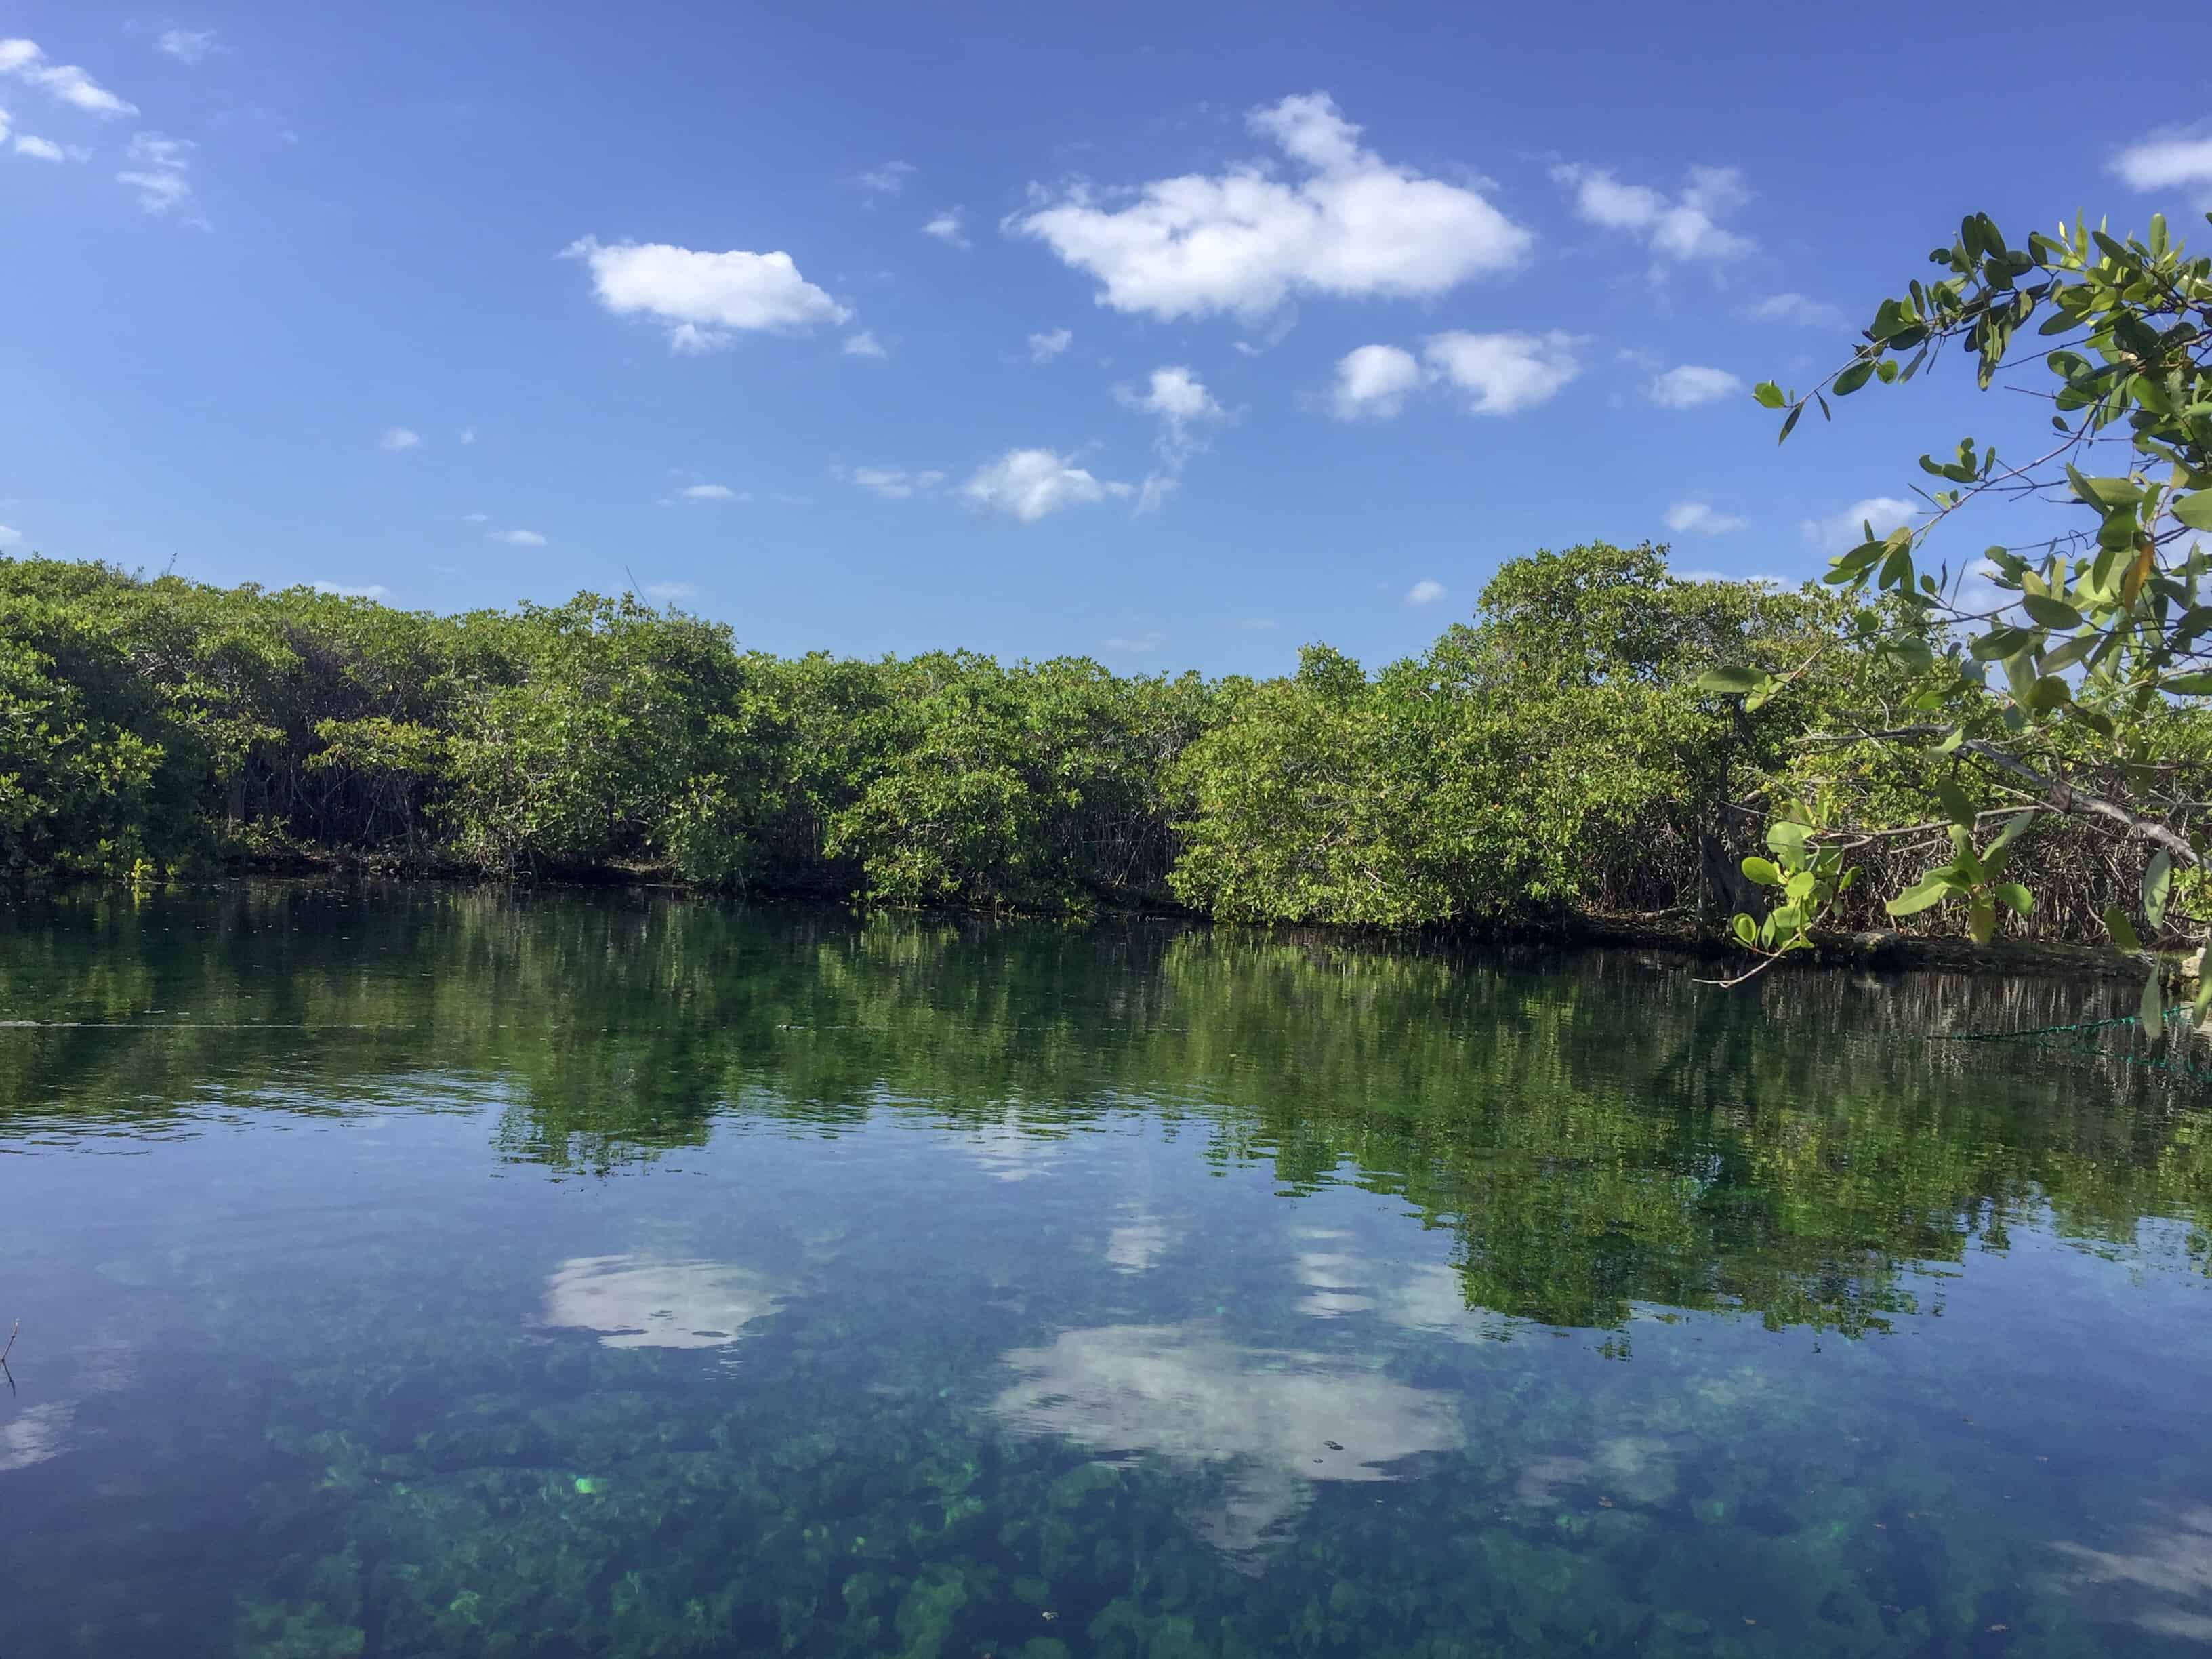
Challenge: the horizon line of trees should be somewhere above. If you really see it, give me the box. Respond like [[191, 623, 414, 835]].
[[5, 543, 2205, 943]]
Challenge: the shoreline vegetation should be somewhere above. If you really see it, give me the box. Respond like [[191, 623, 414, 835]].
[[3, 542, 2204, 977]]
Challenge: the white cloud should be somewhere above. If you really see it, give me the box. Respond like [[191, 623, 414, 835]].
[[13, 135, 67, 161], [1027, 327, 1072, 363], [846, 466, 945, 500], [1748, 291, 1843, 327], [378, 426, 420, 453], [2112, 131, 2212, 201], [1423, 330, 1580, 415], [156, 29, 217, 66], [490, 529, 546, 547], [1648, 364, 1744, 409], [843, 329, 887, 359], [1802, 496, 1916, 554], [1553, 163, 1753, 262], [1406, 579, 1446, 606], [1105, 632, 1166, 653], [1124, 364, 1221, 428], [645, 581, 697, 601], [563, 237, 848, 351], [117, 130, 192, 214], [856, 160, 914, 199], [1330, 343, 1422, 419], [312, 581, 390, 600], [0, 524, 24, 544], [1120, 366, 1225, 512], [1664, 501, 1747, 535], [457, 426, 476, 444], [680, 483, 741, 502], [1012, 91, 1531, 321], [964, 448, 1131, 523], [922, 207, 970, 249], [0, 39, 136, 118], [460, 511, 489, 523]]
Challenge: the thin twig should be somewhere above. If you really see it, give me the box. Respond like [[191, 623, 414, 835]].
[[1694, 950, 1789, 989]]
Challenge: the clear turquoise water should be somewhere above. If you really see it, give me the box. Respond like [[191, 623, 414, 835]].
[[1, 885, 2209, 1657]]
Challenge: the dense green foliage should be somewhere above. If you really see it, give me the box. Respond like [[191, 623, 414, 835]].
[[7, 542, 2209, 941], [1712, 209, 2212, 993]]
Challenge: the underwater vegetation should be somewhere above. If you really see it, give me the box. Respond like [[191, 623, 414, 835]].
[[3, 887, 2210, 1656]]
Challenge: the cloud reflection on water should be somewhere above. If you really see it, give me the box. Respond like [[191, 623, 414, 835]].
[[542, 1255, 785, 1350], [990, 1322, 1460, 1555]]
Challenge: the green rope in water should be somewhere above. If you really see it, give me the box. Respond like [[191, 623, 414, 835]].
[[1936, 1006, 2212, 1084]]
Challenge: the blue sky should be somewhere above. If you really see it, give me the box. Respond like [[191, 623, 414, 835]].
[[5, 2, 2211, 676]]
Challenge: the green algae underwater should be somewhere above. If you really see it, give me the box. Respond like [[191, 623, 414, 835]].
[[2, 885, 2209, 1658]]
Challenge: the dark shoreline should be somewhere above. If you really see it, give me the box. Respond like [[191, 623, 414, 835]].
[[8, 855, 2158, 983]]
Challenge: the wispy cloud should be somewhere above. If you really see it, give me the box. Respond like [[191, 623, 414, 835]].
[[680, 483, 742, 503], [1648, 364, 1743, 409], [1747, 292, 1843, 327], [2111, 127, 2212, 206], [0, 38, 137, 118], [312, 581, 390, 600], [155, 29, 218, 66], [1802, 496, 1915, 554], [856, 160, 914, 200], [379, 426, 421, 452], [843, 329, 887, 359], [1552, 163, 1753, 262], [922, 208, 970, 249], [844, 466, 946, 500], [1119, 365, 1227, 512], [1406, 579, 1446, 606], [646, 581, 697, 601], [1027, 327, 1072, 364], [489, 529, 547, 547], [117, 131, 194, 216], [1664, 501, 1746, 535]]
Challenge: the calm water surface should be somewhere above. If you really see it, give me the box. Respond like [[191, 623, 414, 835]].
[[3, 886, 2209, 1658]]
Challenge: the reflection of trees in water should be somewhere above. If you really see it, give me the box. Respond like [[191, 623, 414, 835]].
[[5, 884, 2208, 1336]]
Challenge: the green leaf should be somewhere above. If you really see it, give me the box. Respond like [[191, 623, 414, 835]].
[[1765, 821, 1811, 858], [1832, 359, 1875, 396], [1885, 878, 1953, 917], [2020, 593, 2083, 629], [2103, 907, 2143, 953], [2024, 674, 2074, 712], [1970, 626, 2036, 661], [1992, 882, 2034, 915], [1969, 897, 1996, 945], [2139, 966, 2165, 1041], [1981, 812, 2034, 875], [1697, 666, 1771, 695], [1732, 913, 1759, 949], [1932, 779, 1977, 830], [1751, 380, 1786, 410], [1785, 870, 1818, 902], [2173, 491, 2212, 531], [1740, 856, 1781, 887], [2163, 672, 2212, 695], [1778, 403, 1803, 443], [2144, 849, 2172, 932]]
